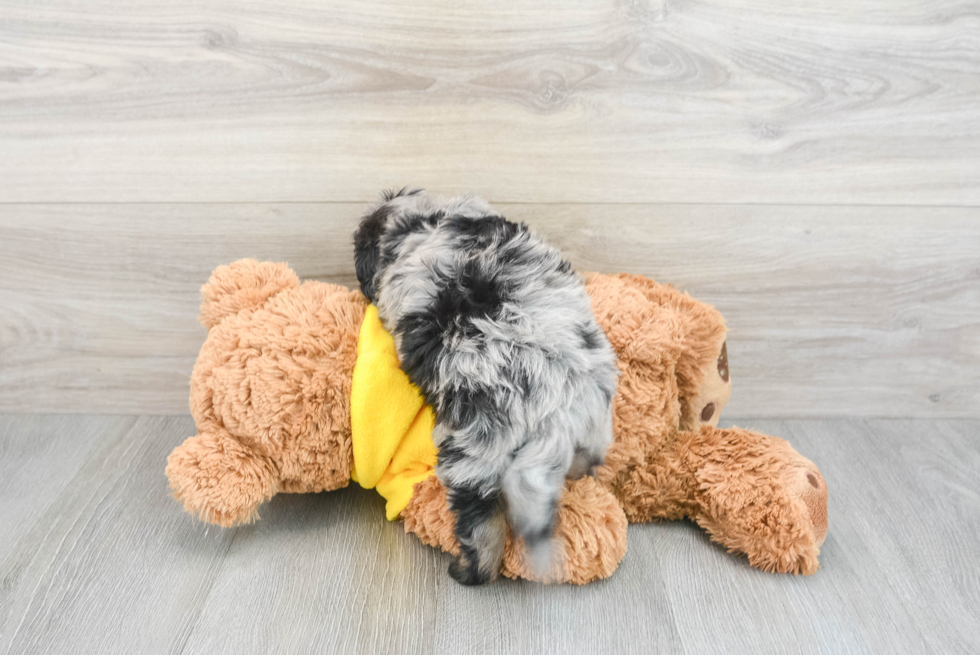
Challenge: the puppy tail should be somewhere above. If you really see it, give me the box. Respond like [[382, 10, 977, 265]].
[[502, 439, 568, 579]]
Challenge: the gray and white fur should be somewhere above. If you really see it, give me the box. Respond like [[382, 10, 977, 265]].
[[353, 189, 619, 585]]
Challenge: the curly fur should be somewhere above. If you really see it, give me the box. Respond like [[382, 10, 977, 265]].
[[354, 190, 619, 584]]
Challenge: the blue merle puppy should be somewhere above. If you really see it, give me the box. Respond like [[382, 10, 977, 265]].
[[353, 189, 619, 585]]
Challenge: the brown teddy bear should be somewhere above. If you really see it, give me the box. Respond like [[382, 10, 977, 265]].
[[166, 259, 828, 584]]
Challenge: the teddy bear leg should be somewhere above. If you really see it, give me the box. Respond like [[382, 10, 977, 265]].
[[402, 475, 628, 584], [166, 427, 279, 527], [683, 425, 828, 574]]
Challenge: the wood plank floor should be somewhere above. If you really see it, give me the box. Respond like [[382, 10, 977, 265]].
[[1, 415, 977, 654]]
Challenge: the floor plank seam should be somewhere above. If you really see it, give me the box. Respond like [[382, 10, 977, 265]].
[[171, 525, 241, 655]]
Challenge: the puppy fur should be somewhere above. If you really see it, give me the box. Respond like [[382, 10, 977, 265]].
[[354, 189, 619, 585]]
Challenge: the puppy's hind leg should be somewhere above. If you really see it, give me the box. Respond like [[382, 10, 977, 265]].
[[439, 436, 507, 585], [444, 483, 507, 585], [502, 438, 570, 578]]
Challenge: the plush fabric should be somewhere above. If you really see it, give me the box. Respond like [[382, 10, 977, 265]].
[[167, 260, 828, 583]]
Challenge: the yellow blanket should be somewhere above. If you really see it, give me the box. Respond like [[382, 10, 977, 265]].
[[350, 305, 438, 520]]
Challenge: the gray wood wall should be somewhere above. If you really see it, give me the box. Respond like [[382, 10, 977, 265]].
[[1, 0, 978, 418]]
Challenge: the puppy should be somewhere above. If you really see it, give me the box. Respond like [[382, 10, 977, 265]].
[[353, 189, 619, 584]]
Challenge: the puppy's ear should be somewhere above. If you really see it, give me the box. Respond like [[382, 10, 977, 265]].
[[353, 204, 390, 302]]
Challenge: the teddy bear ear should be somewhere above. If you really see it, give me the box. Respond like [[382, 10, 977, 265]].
[[584, 273, 687, 364], [199, 259, 300, 329], [587, 273, 730, 406]]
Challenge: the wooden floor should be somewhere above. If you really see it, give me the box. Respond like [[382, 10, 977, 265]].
[[0, 415, 977, 655]]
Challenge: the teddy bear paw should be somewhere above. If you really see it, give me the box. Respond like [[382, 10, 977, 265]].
[[787, 462, 828, 548]]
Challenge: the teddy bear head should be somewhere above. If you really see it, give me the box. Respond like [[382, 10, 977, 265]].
[[584, 273, 732, 472]]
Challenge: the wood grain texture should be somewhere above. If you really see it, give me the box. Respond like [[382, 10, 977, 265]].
[[0, 415, 130, 563], [0, 415, 237, 655], [1, 415, 978, 654], [1, 0, 979, 203], [1, 203, 977, 417]]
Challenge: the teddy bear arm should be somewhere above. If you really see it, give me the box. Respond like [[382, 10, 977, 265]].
[[676, 426, 828, 574], [402, 476, 628, 584], [608, 440, 701, 524]]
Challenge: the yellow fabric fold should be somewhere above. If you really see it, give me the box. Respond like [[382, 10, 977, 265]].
[[350, 304, 437, 520]]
